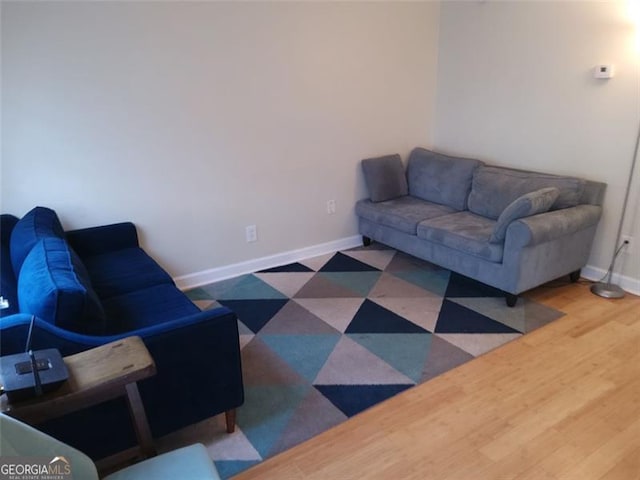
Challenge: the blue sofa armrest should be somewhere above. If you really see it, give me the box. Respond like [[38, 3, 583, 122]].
[[0, 314, 115, 354], [1, 307, 239, 355], [65, 222, 139, 257], [138, 308, 245, 435]]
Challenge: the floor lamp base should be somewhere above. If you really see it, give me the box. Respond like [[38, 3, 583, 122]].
[[590, 282, 625, 299]]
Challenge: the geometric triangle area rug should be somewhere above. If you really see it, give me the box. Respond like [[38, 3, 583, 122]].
[[159, 244, 565, 479]]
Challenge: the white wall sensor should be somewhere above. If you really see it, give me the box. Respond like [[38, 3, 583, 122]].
[[594, 65, 614, 79]]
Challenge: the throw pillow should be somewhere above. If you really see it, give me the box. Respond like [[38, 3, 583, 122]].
[[490, 187, 560, 243], [18, 237, 106, 334], [362, 154, 408, 202], [10, 206, 65, 276]]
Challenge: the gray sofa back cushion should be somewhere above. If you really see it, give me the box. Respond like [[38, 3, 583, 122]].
[[468, 166, 586, 219], [407, 148, 483, 211], [362, 154, 408, 202]]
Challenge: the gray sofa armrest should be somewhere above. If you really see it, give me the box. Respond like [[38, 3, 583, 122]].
[[506, 204, 602, 248]]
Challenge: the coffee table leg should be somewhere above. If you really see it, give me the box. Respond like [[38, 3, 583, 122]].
[[124, 382, 156, 458]]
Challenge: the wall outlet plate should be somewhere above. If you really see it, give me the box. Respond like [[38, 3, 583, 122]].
[[593, 64, 614, 79], [246, 225, 257, 243], [621, 235, 633, 255]]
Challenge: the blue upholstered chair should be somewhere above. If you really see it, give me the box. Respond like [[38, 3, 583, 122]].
[[0, 413, 221, 480]]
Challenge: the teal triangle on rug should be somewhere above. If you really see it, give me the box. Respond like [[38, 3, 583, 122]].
[[260, 334, 341, 382]]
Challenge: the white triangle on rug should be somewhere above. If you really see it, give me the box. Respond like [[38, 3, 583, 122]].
[[298, 253, 335, 272], [204, 426, 262, 461], [254, 272, 316, 298], [314, 336, 414, 385], [370, 297, 443, 333], [369, 272, 442, 298], [436, 333, 521, 357], [341, 249, 396, 271], [449, 297, 526, 333], [294, 298, 365, 333], [240, 334, 255, 350], [193, 300, 217, 311]]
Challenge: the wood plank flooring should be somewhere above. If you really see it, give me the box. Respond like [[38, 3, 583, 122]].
[[233, 281, 640, 480]]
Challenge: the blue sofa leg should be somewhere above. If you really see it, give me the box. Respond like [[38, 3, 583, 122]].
[[505, 294, 518, 307], [225, 409, 236, 433], [363, 236, 372, 247]]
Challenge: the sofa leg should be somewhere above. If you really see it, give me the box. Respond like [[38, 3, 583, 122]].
[[362, 236, 372, 247], [505, 294, 518, 308], [225, 409, 236, 434], [569, 269, 581, 283]]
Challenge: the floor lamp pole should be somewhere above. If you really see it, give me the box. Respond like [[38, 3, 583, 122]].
[[591, 119, 640, 298]]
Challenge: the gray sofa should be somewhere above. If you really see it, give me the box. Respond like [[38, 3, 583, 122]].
[[356, 148, 606, 306]]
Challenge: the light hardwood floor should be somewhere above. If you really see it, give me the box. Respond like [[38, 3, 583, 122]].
[[234, 281, 640, 480]]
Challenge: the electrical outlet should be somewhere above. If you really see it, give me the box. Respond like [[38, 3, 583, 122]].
[[246, 225, 257, 243], [327, 200, 336, 214], [621, 235, 633, 255]]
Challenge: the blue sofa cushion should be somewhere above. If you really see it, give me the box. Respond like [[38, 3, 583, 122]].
[[407, 148, 483, 211], [490, 187, 560, 243], [81, 248, 174, 299], [102, 284, 200, 333], [356, 197, 457, 235], [17, 238, 106, 334], [10, 207, 65, 275], [468, 166, 586, 219], [417, 212, 503, 262], [361, 154, 408, 202]]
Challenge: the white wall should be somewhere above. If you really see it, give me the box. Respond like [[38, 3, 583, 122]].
[[1, 1, 440, 277], [4, 1, 638, 292], [434, 0, 640, 291]]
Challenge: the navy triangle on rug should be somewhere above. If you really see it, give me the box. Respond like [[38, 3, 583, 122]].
[[158, 244, 564, 479]]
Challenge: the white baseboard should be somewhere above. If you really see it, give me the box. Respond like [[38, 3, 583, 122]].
[[581, 265, 640, 296], [175, 235, 363, 290], [175, 239, 640, 297]]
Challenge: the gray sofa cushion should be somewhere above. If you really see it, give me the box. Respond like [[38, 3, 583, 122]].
[[490, 187, 559, 243], [356, 197, 457, 235], [361, 154, 408, 202], [468, 166, 586, 219], [417, 211, 503, 262], [407, 148, 482, 211]]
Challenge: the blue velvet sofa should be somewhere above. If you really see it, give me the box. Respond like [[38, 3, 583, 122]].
[[0, 207, 244, 459], [356, 148, 606, 305]]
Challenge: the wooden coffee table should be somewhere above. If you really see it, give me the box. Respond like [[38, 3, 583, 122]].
[[0, 336, 157, 470]]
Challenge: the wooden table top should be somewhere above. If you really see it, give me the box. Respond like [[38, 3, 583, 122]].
[[1, 336, 156, 424]]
